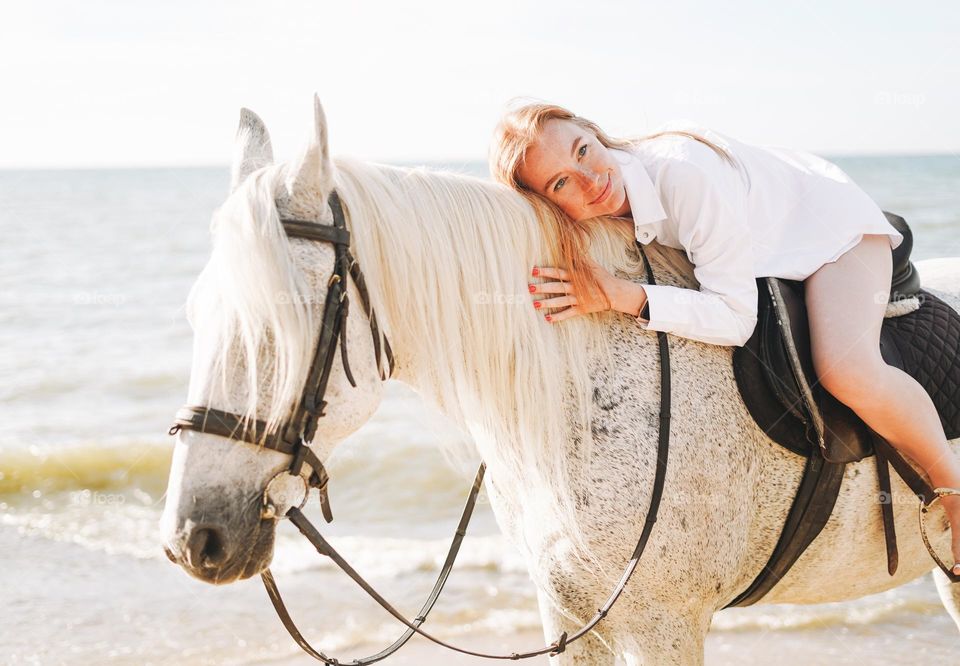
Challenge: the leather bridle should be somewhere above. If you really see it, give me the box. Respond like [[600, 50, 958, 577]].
[[169, 191, 391, 525], [167, 190, 672, 664]]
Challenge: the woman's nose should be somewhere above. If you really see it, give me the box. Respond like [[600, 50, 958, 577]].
[[575, 165, 600, 187]]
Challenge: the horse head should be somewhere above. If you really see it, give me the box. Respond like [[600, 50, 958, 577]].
[[160, 96, 389, 584]]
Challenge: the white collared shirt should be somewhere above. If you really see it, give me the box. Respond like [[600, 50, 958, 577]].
[[615, 123, 903, 347]]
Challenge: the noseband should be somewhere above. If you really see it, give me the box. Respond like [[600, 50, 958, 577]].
[[167, 190, 672, 664]]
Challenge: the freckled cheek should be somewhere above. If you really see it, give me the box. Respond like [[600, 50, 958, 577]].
[[568, 200, 591, 221], [558, 197, 579, 219], [559, 189, 582, 212]]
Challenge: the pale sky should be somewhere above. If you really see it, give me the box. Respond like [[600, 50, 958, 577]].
[[2, 0, 957, 168]]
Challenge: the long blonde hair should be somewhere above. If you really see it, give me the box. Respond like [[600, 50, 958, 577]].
[[489, 100, 733, 309]]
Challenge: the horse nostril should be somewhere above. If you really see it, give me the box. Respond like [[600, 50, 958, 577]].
[[185, 526, 228, 569], [163, 545, 178, 563]]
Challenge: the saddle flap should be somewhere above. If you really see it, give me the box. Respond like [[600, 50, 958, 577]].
[[736, 277, 876, 463], [767, 278, 825, 444]]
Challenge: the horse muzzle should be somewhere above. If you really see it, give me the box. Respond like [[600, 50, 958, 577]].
[[161, 494, 278, 584]]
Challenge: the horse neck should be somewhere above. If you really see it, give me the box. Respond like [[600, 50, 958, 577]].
[[338, 162, 632, 548], [334, 159, 541, 402]]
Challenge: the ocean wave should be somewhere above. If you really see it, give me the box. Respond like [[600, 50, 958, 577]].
[[1, 503, 166, 560], [270, 532, 530, 578], [0, 440, 172, 496], [711, 584, 944, 633]]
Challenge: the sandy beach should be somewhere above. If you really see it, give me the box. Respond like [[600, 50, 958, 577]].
[[6, 524, 960, 665]]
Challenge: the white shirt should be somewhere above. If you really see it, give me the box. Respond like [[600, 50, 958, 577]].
[[616, 123, 904, 347]]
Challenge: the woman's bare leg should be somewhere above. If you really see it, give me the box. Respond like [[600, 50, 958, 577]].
[[804, 233, 960, 573]]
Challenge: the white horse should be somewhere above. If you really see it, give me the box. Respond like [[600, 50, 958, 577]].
[[160, 96, 960, 664]]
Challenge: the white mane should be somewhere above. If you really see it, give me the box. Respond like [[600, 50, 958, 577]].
[[185, 164, 318, 437], [188, 155, 697, 565]]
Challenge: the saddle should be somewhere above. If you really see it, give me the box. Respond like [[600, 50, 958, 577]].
[[726, 212, 960, 607]]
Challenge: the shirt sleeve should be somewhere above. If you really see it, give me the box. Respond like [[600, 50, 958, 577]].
[[636, 148, 759, 347]]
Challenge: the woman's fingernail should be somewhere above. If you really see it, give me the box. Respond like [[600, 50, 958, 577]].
[[545, 315, 552, 322], [532, 267, 539, 276], [528, 284, 536, 293], [533, 301, 542, 309]]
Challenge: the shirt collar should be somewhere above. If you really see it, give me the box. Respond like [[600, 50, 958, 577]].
[[610, 147, 667, 244]]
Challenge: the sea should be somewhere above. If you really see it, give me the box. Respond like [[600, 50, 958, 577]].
[[2, 155, 959, 664]]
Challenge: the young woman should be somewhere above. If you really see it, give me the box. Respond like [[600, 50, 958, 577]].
[[489, 101, 960, 573]]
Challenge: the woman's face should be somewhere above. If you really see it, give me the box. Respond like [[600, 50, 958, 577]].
[[517, 118, 631, 222]]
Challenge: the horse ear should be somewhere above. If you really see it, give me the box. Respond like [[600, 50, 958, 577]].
[[230, 108, 274, 192], [285, 94, 334, 199]]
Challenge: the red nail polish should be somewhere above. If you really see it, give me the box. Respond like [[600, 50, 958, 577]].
[[533, 301, 542, 309], [545, 315, 552, 322], [528, 284, 536, 293], [532, 267, 539, 276]]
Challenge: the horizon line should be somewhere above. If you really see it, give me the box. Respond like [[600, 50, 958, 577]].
[[1, 151, 958, 172]]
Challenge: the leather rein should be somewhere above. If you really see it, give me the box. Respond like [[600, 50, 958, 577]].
[[167, 190, 672, 664]]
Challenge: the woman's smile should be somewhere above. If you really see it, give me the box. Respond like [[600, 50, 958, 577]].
[[589, 173, 612, 206]]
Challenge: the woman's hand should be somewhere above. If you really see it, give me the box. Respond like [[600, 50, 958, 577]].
[[529, 258, 647, 323]]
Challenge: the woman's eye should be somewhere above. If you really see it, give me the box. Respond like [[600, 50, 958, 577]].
[[553, 177, 567, 192], [578, 144, 587, 158]]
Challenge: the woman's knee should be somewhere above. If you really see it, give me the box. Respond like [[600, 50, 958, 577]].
[[812, 346, 887, 403]]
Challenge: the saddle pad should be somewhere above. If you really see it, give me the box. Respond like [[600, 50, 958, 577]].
[[735, 287, 960, 458], [879, 289, 960, 440]]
